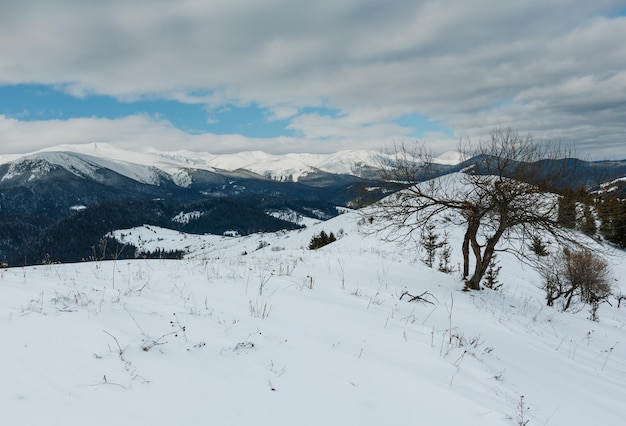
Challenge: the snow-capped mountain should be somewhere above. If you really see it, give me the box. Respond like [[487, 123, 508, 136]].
[[0, 150, 172, 186], [189, 149, 393, 180], [0, 143, 418, 185]]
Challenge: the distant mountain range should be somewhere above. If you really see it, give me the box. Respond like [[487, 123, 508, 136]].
[[0, 143, 466, 184], [0, 143, 382, 184], [0, 143, 624, 266]]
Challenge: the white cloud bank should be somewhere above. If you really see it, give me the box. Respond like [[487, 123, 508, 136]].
[[0, 0, 624, 157], [0, 114, 441, 155]]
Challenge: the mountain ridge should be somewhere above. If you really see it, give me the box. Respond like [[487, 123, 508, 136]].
[[1, 143, 423, 183]]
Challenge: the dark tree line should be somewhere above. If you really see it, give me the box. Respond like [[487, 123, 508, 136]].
[[6, 196, 304, 266], [597, 197, 626, 248], [556, 187, 626, 249], [556, 188, 597, 236]]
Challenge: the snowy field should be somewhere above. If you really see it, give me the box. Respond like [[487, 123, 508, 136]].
[[2, 210, 626, 425]]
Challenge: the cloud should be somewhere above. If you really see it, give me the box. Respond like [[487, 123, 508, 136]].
[[0, 115, 187, 153], [0, 0, 625, 157], [0, 114, 425, 155], [266, 106, 299, 122]]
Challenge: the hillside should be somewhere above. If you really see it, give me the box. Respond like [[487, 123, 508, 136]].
[[2, 208, 626, 425]]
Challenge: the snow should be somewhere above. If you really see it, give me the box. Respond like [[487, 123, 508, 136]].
[[1, 143, 464, 186], [434, 150, 466, 165], [3, 206, 626, 426], [595, 176, 626, 195], [266, 209, 322, 227], [157, 149, 387, 180], [1, 156, 55, 181], [0, 149, 169, 186], [171, 210, 204, 225], [35, 143, 203, 178], [170, 169, 193, 188]]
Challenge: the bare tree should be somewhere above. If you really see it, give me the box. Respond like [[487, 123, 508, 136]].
[[370, 129, 580, 290]]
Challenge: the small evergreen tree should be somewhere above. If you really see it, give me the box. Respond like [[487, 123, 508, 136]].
[[597, 198, 614, 239], [308, 230, 336, 250], [557, 191, 577, 229], [421, 223, 444, 268], [529, 235, 549, 257], [580, 204, 597, 236], [482, 254, 502, 291], [437, 233, 453, 274]]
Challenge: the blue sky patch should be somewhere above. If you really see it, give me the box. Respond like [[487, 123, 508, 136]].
[[394, 113, 453, 138], [0, 84, 300, 138]]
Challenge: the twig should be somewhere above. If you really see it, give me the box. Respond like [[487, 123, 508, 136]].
[[400, 290, 436, 305], [103, 330, 125, 360], [601, 341, 619, 372], [91, 375, 127, 389]]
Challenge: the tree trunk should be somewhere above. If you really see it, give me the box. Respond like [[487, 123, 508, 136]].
[[462, 230, 470, 279], [469, 245, 494, 290], [467, 239, 483, 290], [465, 218, 483, 290], [462, 212, 480, 283], [467, 225, 506, 290]]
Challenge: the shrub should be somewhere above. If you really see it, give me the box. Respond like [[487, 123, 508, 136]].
[[308, 231, 336, 250], [540, 247, 612, 314]]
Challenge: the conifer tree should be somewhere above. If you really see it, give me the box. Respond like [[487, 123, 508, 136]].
[[421, 223, 444, 268], [581, 204, 597, 236], [557, 190, 577, 229]]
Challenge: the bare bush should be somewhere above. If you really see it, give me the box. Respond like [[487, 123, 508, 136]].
[[541, 247, 612, 316]]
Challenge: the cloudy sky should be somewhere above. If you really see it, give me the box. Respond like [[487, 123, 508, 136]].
[[1, 0, 625, 158]]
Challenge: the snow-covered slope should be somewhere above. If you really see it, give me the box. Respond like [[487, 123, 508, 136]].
[[3, 150, 172, 185], [434, 150, 465, 165], [3, 206, 626, 425]]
